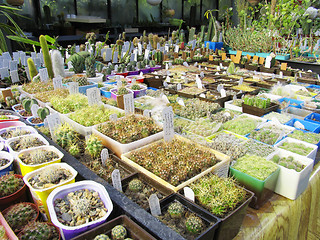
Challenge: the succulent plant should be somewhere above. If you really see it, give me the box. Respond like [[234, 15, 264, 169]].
[[85, 56, 96, 78], [10, 136, 45, 152], [128, 179, 143, 192], [0, 127, 32, 140], [19, 148, 59, 165], [117, 87, 130, 96], [22, 81, 54, 94], [4, 203, 37, 232], [22, 98, 38, 113], [223, 115, 263, 135], [85, 135, 103, 158], [288, 130, 320, 145], [70, 54, 85, 74], [19, 221, 59, 240], [94, 234, 111, 240], [185, 216, 203, 234], [167, 202, 184, 219], [68, 143, 81, 157], [50, 93, 88, 114], [34, 89, 69, 103], [111, 225, 127, 240], [0, 173, 24, 198], [55, 123, 80, 149], [270, 155, 305, 172], [279, 142, 313, 156], [37, 107, 50, 121], [73, 76, 90, 86]]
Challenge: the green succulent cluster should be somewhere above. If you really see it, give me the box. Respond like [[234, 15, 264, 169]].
[[22, 81, 54, 94], [185, 216, 203, 234], [279, 142, 313, 156], [128, 178, 143, 192], [271, 155, 305, 172], [167, 202, 184, 219], [50, 94, 88, 114], [55, 123, 81, 157], [111, 225, 127, 240], [0, 173, 23, 198], [4, 203, 37, 231], [116, 87, 130, 96], [19, 221, 59, 240], [288, 130, 320, 145], [85, 56, 96, 78], [85, 135, 103, 158], [19, 148, 59, 165], [223, 115, 262, 135]]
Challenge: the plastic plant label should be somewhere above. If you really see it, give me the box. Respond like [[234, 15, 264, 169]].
[[265, 56, 272, 68], [47, 113, 62, 140], [183, 61, 189, 67], [239, 77, 243, 85], [9, 60, 17, 71], [220, 88, 226, 97], [12, 52, 19, 61], [123, 92, 134, 115], [113, 52, 118, 63], [194, 62, 198, 67], [165, 63, 169, 70], [140, 71, 143, 77], [174, 45, 179, 53], [149, 194, 161, 216], [0, 68, 9, 79], [39, 68, 49, 82], [105, 48, 112, 61], [217, 66, 221, 71], [163, 81, 168, 88], [176, 83, 182, 91], [200, 72, 205, 78], [31, 104, 39, 118], [275, 129, 286, 143], [67, 61, 73, 69], [200, 93, 205, 98], [143, 109, 152, 118], [196, 75, 202, 89], [219, 63, 223, 68], [117, 79, 122, 88], [294, 120, 305, 130], [101, 149, 109, 167], [279, 71, 283, 78], [162, 94, 170, 104], [87, 87, 101, 106], [68, 82, 79, 95], [299, 72, 302, 78], [198, 65, 201, 71], [144, 49, 150, 60], [184, 187, 195, 202], [109, 114, 118, 121], [162, 106, 174, 142], [233, 94, 237, 101], [10, 70, 19, 83], [217, 84, 223, 92], [112, 169, 122, 192], [177, 97, 185, 106], [53, 76, 63, 89]]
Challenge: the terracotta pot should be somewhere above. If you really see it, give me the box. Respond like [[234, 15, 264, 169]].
[[6, 0, 24, 6], [0, 174, 28, 211], [2, 202, 39, 233]]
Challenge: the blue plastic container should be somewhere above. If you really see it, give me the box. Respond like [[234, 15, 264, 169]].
[[275, 54, 290, 60], [0, 151, 14, 177], [307, 85, 320, 95], [285, 118, 320, 133], [147, 87, 158, 91], [65, 82, 98, 95], [100, 87, 111, 98], [228, 50, 237, 55], [204, 41, 223, 50], [255, 52, 270, 58], [26, 117, 44, 127], [305, 113, 320, 125], [277, 97, 303, 109], [242, 51, 255, 56]]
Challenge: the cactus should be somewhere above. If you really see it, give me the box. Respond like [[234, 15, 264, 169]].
[[68, 143, 81, 157], [142, 30, 148, 44], [153, 34, 159, 49], [185, 216, 203, 234], [39, 35, 54, 79], [117, 87, 129, 95], [199, 25, 205, 43], [172, 30, 178, 43], [167, 202, 184, 219], [73, 76, 89, 86], [128, 179, 143, 192], [188, 27, 196, 42], [0, 173, 23, 198], [71, 54, 85, 74], [27, 58, 38, 80], [96, 62, 104, 73], [85, 56, 96, 78], [4, 203, 37, 231], [85, 135, 103, 158], [51, 50, 65, 78], [19, 221, 58, 240], [94, 234, 111, 240], [133, 37, 139, 47], [37, 107, 50, 121], [111, 225, 127, 240], [227, 62, 236, 75], [120, 42, 132, 64], [22, 98, 38, 113], [55, 123, 79, 149], [116, 40, 124, 63]]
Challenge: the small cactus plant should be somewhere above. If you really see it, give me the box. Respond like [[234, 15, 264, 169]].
[[85, 56, 96, 78], [52, 50, 65, 78], [185, 216, 203, 234], [27, 58, 38, 80], [167, 202, 184, 219], [22, 98, 38, 113], [85, 135, 103, 158], [37, 107, 50, 121], [94, 234, 111, 240], [111, 225, 127, 240], [39, 35, 54, 79], [71, 54, 85, 74], [128, 179, 143, 192], [19, 221, 59, 240], [0, 173, 24, 198], [68, 143, 81, 157], [117, 87, 129, 96]]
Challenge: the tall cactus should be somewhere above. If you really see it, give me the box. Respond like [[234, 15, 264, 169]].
[[27, 58, 38, 80], [39, 35, 54, 79], [188, 27, 196, 42], [199, 25, 205, 43]]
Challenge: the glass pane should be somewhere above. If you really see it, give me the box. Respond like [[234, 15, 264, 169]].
[[111, 0, 136, 25], [162, 0, 182, 21], [77, 0, 109, 19], [138, 0, 160, 24], [40, 0, 75, 21], [183, 0, 200, 25]]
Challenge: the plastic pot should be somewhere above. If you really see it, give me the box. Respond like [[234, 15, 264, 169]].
[[0, 212, 18, 240], [0, 115, 20, 122], [26, 117, 44, 127], [242, 102, 279, 117], [17, 222, 61, 240], [0, 151, 14, 177], [0, 121, 26, 130], [0, 126, 38, 143]]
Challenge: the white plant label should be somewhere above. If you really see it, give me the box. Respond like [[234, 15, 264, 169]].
[[117, 79, 122, 88], [239, 77, 243, 85], [196, 75, 202, 89], [2, 52, 11, 59], [200, 93, 205, 98], [143, 109, 152, 118], [113, 52, 118, 63], [31, 104, 39, 118], [10, 70, 19, 83], [123, 92, 134, 115], [149, 194, 161, 216], [162, 106, 174, 142], [2, 59, 9, 69], [177, 97, 185, 106], [279, 71, 283, 78], [138, 43, 142, 55], [217, 66, 221, 71], [233, 95, 237, 101], [220, 88, 227, 98], [67, 61, 73, 69], [68, 82, 79, 95], [183, 62, 189, 67], [177, 83, 182, 91], [25, 66, 31, 81], [200, 72, 205, 78], [163, 81, 168, 88], [105, 48, 112, 61], [272, 74, 275, 79], [111, 169, 122, 192], [0, 68, 9, 79], [144, 49, 150, 60], [165, 63, 169, 70], [294, 120, 305, 130], [53, 76, 63, 89], [265, 56, 272, 68], [46, 113, 61, 138], [162, 94, 170, 104], [174, 45, 179, 53], [184, 187, 195, 202], [131, 77, 136, 85], [39, 68, 49, 82], [194, 62, 198, 67], [299, 72, 302, 78], [87, 87, 101, 106], [217, 84, 223, 92], [109, 114, 118, 121], [12, 52, 19, 61], [101, 149, 109, 167], [9, 60, 18, 71]]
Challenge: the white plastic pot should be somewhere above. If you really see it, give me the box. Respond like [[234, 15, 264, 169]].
[[0, 151, 14, 177]]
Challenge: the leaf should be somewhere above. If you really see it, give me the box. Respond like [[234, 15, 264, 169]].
[[45, 35, 56, 44], [7, 35, 41, 46]]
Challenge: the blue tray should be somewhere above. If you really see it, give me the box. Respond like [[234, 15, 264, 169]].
[[277, 97, 303, 109], [304, 113, 320, 125], [100, 87, 111, 98], [285, 118, 320, 133]]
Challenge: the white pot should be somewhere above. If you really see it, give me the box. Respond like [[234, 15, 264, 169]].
[[147, 0, 162, 6]]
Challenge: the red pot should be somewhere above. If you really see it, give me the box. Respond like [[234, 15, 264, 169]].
[[17, 222, 61, 240]]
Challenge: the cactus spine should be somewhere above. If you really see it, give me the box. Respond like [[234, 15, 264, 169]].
[[27, 58, 38, 80], [51, 50, 65, 78], [39, 35, 54, 79]]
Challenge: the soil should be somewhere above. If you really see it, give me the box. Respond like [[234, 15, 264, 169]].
[[124, 179, 165, 209], [20, 111, 32, 117], [0, 158, 9, 167], [157, 200, 210, 240], [10, 137, 45, 151], [31, 118, 43, 124], [0, 110, 16, 115], [20, 150, 59, 165], [15, 105, 24, 111]]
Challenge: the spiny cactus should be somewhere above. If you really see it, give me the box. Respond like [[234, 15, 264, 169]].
[[167, 202, 184, 219], [117, 87, 129, 96], [0, 174, 23, 198], [153, 34, 159, 49], [132, 37, 139, 47], [85, 135, 103, 158], [27, 58, 38, 80], [185, 216, 203, 234], [85, 56, 96, 78], [68, 143, 81, 157], [73, 76, 89, 86], [71, 55, 85, 74], [51, 50, 65, 78], [19, 221, 58, 240], [111, 225, 127, 240], [55, 123, 80, 149], [4, 203, 37, 231], [128, 179, 143, 192], [39, 35, 54, 79], [94, 234, 111, 240]]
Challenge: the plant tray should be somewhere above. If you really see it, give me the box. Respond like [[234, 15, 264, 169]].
[[121, 135, 231, 192], [242, 102, 279, 117], [230, 165, 280, 209], [260, 66, 278, 74], [70, 215, 156, 240], [285, 118, 320, 133], [244, 63, 259, 71], [266, 149, 313, 200]]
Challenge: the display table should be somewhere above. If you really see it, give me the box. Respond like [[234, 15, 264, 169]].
[[235, 161, 320, 240]]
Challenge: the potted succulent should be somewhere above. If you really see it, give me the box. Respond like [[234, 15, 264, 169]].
[[110, 87, 133, 109], [18, 221, 61, 240], [126, 84, 147, 98], [26, 107, 50, 127], [0, 126, 37, 143], [34, 88, 69, 105], [2, 202, 39, 233], [230, 154, 280, 209], [49, 94, 89, 114], [5, 134, 49, 155], [223, 114, 266, 135], [0, 174, 27, 211], [64, 75, 98, 95], [242, 95, 279, 116]]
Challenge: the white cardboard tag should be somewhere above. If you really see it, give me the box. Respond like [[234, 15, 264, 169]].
[[111, 169, 122, 192], [86, 87, 101, 106], [149, 194, 161, 216], [162, 106, 174, 142], [10, 70, 19, 83], [123, 92, 135, 115], [196, 75, 202, 89], [68, 82, 79, 95], [53, 76, 63, 89]]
